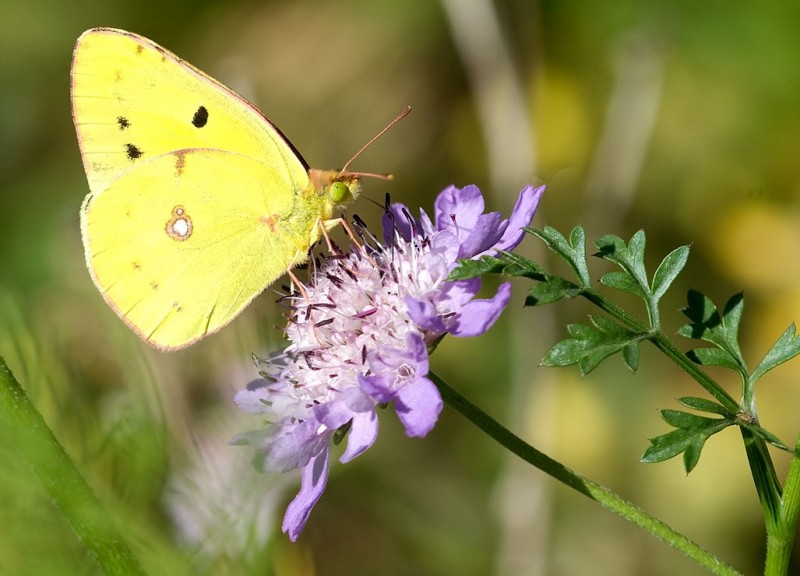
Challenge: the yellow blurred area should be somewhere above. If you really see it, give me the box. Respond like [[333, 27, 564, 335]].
[[531, 70, 594, 183], [709, 200, 800, 290], [1, 1, 800, 575]]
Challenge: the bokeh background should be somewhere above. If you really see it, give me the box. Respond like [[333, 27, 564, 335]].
[[2, 1, 799, 574]]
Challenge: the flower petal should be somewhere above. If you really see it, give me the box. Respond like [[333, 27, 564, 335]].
[[358, 373, 391, 403], [404, 296, 446, 333], [395, 376, 443, 437], [341, 410, 379, 463], [438, 278, 482, 309], [456, 212, 508, 259], [264, 420, 330, 473], [282, 447, 330, 541], [435, 185, 485, 233], [451, 282, 512, 337], [314, 387, 372, 429], [417, 208, 436, 237], [233, 383, 270, 414], [493, 185, 545, 252]]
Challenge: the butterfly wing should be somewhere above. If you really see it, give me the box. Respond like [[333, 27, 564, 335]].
[[81, 149, 310, 350], [71, 27, 309, 196]]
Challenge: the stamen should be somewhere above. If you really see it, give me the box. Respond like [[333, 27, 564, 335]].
[[354, 308, 377, 319]]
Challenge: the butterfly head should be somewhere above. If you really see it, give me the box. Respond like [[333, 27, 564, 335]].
[[328, 176, 361, 206], [309, 169, 361, 213]]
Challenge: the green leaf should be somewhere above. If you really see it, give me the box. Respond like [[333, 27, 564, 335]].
[[448, 256, 507, 280], [543, 338, 585, 367], [527, 225, 572, 257], [737, 420, 791, 452], [448, 253, 547, 282], [660, 408, 715, 428], [594, 231, 651, 298], [750, 323, 800, 384], [682, 441, 703, 473], [641, 410, 733, 472], [541, 315, 642, 374], [568, 226, 591, 287], [679, 290, 746, 375], [686, 347, 741, 371], [679, 289, 717, 327], [677, 396, 731, 416], [594, 234, 628, 260], [599, 270, 646, 298], [448, 255, 538, 281], [641, 428, 698, 463], [643, 395, 790, 474], [622, 342, 639, 372], [525, 276, 583, 306], [526, 225, 591, 287], [652, 245, 690, 300], [628, 229, 647, 265], [569, 226, 586, 249]]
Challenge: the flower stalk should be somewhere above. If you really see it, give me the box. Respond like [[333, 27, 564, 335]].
[[429, 370, 742, 576]]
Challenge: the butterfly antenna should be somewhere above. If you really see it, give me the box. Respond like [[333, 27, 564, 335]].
[[361, 195, 386, 209], [340, 106, 411, 175]]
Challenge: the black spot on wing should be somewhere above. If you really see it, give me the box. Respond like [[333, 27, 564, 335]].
[[117, 116, 131, 130], [125, 143, 143, 161], [192, 106, 209, 128]]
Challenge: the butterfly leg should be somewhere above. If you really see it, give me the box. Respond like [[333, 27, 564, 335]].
[[284, 220, 336, 301], [317, 217, 344, 255], [286, 265, 337, 346], [286, 268, 311, 301], [318, 217, 379, 268]]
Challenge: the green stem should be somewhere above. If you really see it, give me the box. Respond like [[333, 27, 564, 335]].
[[764, 433, 800, 576], [648, 332, 740, 413], [647, 300, 661, 332], [580, 287, 789, 570], [0, 356, 145, 576], [742, 428, 783, 525], [429, 370, 742, 576], [580, 289, 740, 413], [578, 286, 793, 574], [741, 429, 785, 573]]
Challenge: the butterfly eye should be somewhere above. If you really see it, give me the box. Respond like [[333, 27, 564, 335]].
[[329, 181, 349, 203]]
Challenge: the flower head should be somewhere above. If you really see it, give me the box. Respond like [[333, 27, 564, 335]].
[[234, 184, 544, 540]]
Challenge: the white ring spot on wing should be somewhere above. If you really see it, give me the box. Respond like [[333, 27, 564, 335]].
[[166, 205, 193, 241]]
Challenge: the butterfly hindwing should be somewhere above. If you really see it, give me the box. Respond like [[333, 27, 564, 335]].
[[81, 150, 306, 349]]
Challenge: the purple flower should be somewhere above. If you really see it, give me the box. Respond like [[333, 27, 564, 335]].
[[234, 184, 544, 540]]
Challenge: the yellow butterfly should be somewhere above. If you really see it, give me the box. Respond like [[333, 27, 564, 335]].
[[71, 28, 402, 351]]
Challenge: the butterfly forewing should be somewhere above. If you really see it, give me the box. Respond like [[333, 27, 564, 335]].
[[71, 28, 309, 196]]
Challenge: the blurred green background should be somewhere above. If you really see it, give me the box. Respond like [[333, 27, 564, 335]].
[[2, 0, 800, 574]]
